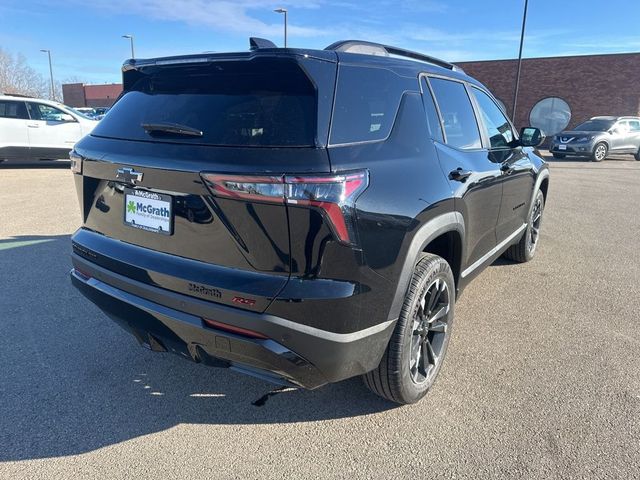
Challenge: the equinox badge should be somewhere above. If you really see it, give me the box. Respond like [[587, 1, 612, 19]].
[[116, 167, 143, 185]]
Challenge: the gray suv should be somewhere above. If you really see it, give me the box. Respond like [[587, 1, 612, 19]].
[[550, 116, 640, 162]]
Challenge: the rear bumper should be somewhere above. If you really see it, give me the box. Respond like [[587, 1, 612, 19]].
[[70, 257, 395, 389]]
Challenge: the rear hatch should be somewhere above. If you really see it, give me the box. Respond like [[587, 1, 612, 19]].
[[72, 51, 337, 312]]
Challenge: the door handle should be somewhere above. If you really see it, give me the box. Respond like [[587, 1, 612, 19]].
[[27, 123, 40, 128], [501, 163, 515, 175], [449, 168, 472, 182]]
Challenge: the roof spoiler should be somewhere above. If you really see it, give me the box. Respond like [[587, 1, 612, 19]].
[[250, 37, 278, 50], [325, 40, 463, 72]]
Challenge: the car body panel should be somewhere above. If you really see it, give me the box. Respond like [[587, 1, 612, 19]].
[[69, 45, 548, 389]]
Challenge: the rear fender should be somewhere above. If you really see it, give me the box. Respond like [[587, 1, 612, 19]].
[[387, 212, 465, 322]]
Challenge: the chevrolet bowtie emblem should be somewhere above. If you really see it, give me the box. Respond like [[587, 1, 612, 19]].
[[116, 167, 143, 185]]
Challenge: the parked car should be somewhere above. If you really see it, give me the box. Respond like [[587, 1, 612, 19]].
[[0, 94, 98, 162], [69, 38, 549, 404], [550, 116, 640, 161]]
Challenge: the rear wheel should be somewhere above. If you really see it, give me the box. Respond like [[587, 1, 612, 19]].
[[552, 153, 566, 159], [592, 142, 608, 162], [503, 189, 545, 263], [363, 253, 455, 404], [634, 147, 640, 161]]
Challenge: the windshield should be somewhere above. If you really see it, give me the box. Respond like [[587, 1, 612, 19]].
[[573, 119, 615, 132], [69, 108, 96, 120]]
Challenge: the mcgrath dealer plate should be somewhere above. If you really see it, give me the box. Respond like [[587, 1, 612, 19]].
[[124, 188, 173, 235]]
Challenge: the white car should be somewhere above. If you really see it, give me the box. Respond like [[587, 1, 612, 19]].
[[0, 94, 98, 162]]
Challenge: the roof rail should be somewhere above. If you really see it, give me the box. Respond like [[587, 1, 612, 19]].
[[2, 92, 33, 98], [325, 40, 459, 71]]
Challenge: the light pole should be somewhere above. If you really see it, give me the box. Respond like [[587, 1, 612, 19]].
[[511, 0, 528, 122], [40, 49, 55, 101], [274, 8, 288, 47], [122, 34, 135, 59]]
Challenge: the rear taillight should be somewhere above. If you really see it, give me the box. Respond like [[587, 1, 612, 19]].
[[201, 170, 369, 246], [69, 149, 82, 174]]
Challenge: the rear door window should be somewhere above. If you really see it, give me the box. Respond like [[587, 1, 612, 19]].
[[428, 77, 482, 150], [0, 100, 28, 119], [93, 58, 317, 147]]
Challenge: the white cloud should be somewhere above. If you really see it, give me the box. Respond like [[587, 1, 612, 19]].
[[63, 0, 332, 38]]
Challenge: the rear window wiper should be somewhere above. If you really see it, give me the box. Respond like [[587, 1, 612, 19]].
[[142, 122, 203, 137]]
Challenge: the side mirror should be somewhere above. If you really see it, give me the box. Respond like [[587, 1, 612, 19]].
[[519, 127, 545, 147], [60, 113, 76, 122]]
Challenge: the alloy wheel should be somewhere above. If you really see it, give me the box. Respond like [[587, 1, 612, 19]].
[[527, 195, 543, 253], [594, 144, 607, 161], [410, 278, 451, 384]]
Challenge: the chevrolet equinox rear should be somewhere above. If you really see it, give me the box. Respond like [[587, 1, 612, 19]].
[[70, 39, 549, 404]]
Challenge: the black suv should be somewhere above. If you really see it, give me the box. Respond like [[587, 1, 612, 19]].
[[70, 39, 549, 404]]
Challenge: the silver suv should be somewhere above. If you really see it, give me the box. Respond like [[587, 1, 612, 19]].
[[550, 116, 640, 162]]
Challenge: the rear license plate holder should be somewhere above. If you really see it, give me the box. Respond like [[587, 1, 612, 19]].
[[124, 188, 173, 235]]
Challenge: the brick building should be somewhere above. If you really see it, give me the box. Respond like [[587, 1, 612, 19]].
[[62, 83, 123, 108], [457, 52, 640, 135]]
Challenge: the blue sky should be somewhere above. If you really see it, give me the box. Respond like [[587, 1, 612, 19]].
[[1, 0, 639, 84]]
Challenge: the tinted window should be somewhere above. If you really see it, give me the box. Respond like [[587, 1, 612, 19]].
[[529, 97, 571, 135], [472, 87, 514, 149], [573, 119, 615, 132], [330, 65, 406, 145], [420, 77, 444, 143], [429, 77, 481, 150], [94, 59, 316, 147], [628, 120, 640, 132], [0, 100, 28, 120]]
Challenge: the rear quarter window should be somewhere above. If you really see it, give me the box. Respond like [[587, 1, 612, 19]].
[[330, 65, 411, 145]]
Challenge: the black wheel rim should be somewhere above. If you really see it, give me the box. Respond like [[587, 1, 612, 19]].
[[528, 195, 543, 253], [410, 278, 451, 385]]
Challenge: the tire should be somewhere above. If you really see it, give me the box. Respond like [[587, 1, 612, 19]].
[[552, 153, 566, 159], [591, 142, 608, 162], [503, 189, 545, 263], [634, 147, 640, 161], [363, 253, 455, 404]]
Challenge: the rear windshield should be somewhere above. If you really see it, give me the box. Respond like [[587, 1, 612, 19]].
[[92, 58, 317, 147]]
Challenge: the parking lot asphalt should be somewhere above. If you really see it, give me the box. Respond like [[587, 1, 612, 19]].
[[1, 154, 639, 479]]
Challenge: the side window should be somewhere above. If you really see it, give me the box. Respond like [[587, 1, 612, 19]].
[[330, 65, 410, 145], [429, 77, 482, 150], [27, 103, 71, 122], [0, 100, 29, 120], [420, 77, 444, 143], [614, 121, 630, 134], [471, 87, 515, 149], [628, 120, 640, 132]]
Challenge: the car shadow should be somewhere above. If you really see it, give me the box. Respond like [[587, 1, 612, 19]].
[[0, 235, 396, 462], [0, 160, 70, 169]]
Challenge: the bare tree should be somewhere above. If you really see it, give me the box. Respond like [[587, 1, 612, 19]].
[[0, 46, 49, 98]]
